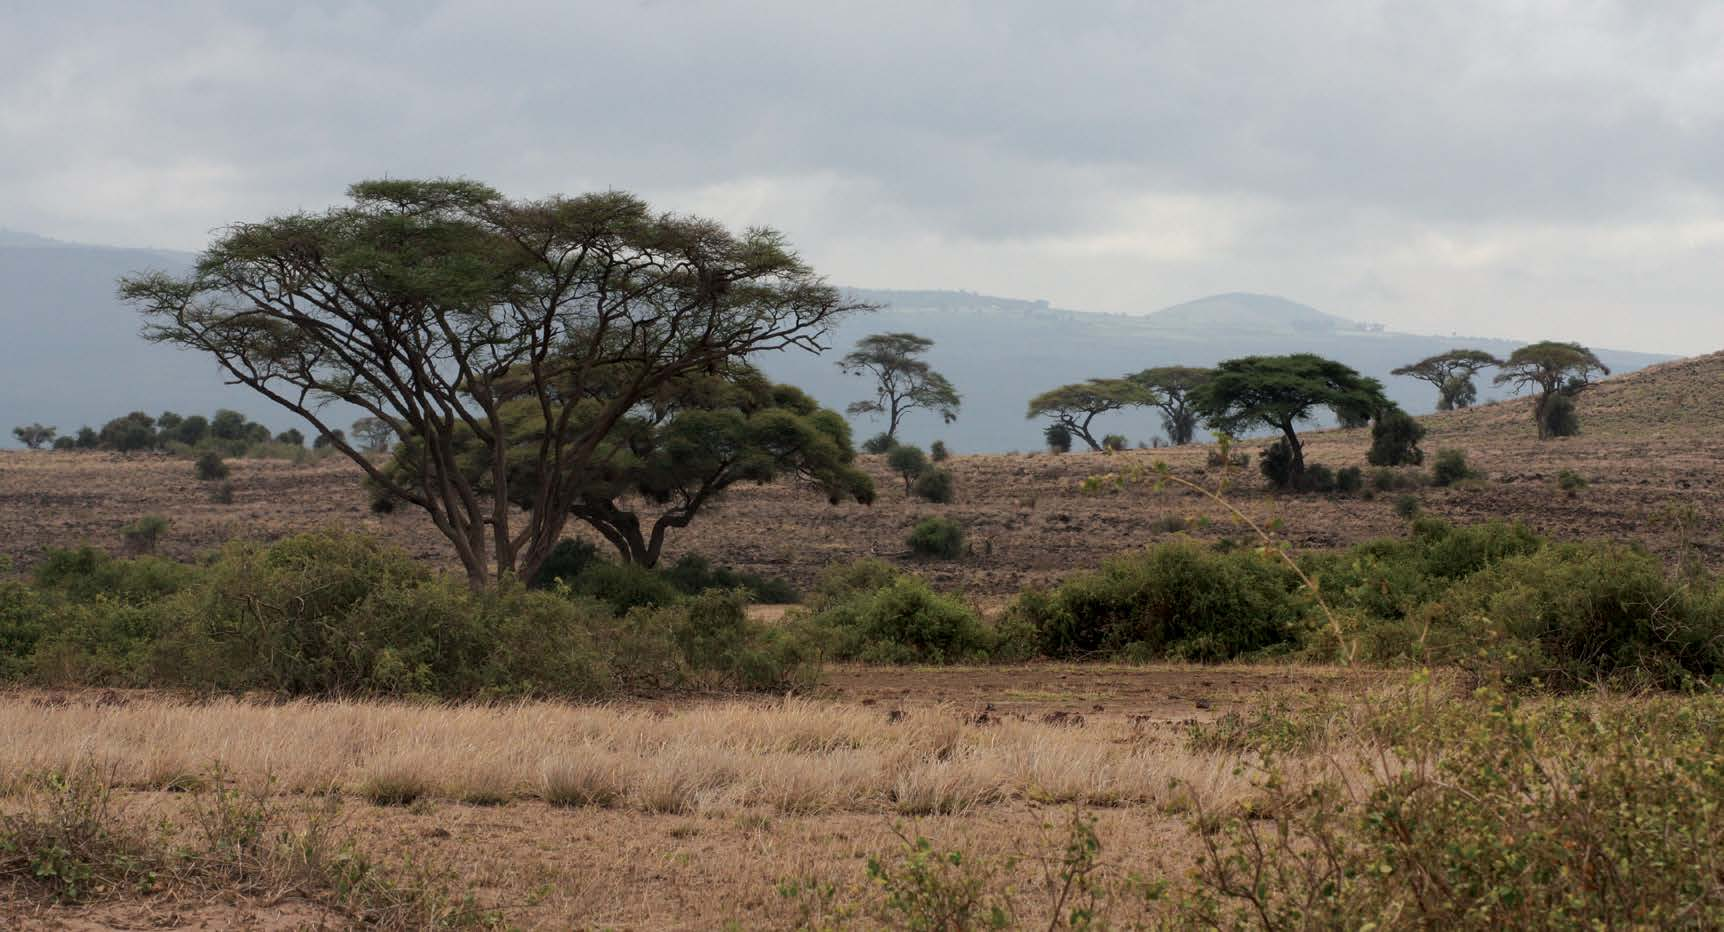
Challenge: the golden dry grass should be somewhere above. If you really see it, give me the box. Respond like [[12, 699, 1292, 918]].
[[0, 693, 1276, 819]]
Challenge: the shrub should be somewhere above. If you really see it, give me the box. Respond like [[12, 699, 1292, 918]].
[[52, 436, 77, 451], [862, 432, 896, 455], [1556, 468, 1588, 495], [1010, 541, 1304, 660], [119, 516, 169, 556], [1335, 465, 1364, 494], [1370, 466, 1424, 492], [639, 589, 817, 689], [1542, 393, 1580, 437], [1192, 689, 1724, 929], [1431, 448, 1479, 486], [1366, 409, 1426, 466], [1393, 494, 1421, 520], [530, 539, 602, 590], [1101, 434, 1127, 452], [887, 445, 929, 493], [1150, 514, 1189, 533], [911, 468, 955, 503], [193, 450, 229, 481], [658, 554, 799, 604], [811, 558, 903, 606], [1206, 447, 1249, 469], [1258, 439, 1295, 488], [1043, 423, 1073, 453], [565, 560, 682, 615], [929, 440, 949, 462], [798, 576, 990, 664], [907, 516, 965, 560], [210, 481, 235, 505], [1408, 542, 1723, 688], [1302, 463, 1336, 493]]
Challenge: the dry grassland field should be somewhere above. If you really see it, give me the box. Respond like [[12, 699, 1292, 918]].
[[1, 353, 1721, 929]]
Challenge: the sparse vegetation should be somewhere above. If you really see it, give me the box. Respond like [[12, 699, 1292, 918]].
[[912, 467, 956, 503], [193, 450, 228, 481], [887, 444, 930, 493], [1431, 447, 1481, 486], [907, 516, 966, 560]]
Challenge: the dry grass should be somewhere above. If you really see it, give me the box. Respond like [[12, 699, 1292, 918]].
[[0, 693, 1284, 819]]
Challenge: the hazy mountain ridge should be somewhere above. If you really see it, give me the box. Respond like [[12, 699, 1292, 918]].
[[0, 237, 1675, 451]]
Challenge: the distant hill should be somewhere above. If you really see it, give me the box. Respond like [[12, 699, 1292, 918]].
[[0, 235, 1678, 450]]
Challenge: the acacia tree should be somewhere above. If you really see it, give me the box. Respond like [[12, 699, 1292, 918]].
[[12, 423, 56, 449], [1493, 341, 1609, 439], [122, 179, 865, 587], [838, 332, 960, 439], [378, 364, 873, 567], [1191, 354, 1390, 485], [1025, 379, 1155, 451], [1392, 349, 1501, 410], [1129, 366, 1211, 444], [351, 416, 396, 452]]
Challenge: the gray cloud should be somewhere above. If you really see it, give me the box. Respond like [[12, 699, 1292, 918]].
[[4, 0, 1724, 352]]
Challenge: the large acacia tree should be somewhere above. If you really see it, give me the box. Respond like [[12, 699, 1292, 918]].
[[1392, 349, 1501, 410], [379, 363, 873, 568], [1192, 354, 1390, 484], [1129, 366, 1211, 445], [1025, 379, 1156, 451], [1494, 341, 1609, 439], [121, 179, 865, 587], [838, 332, 960, 439]]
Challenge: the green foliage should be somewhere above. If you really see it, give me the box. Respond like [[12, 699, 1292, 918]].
[[1371, 466, 1425, 491], [562, 561, 683, 615], [119, 516, 169, 555], [1335, 465, 1364, 494], [1192, 688, 1724, 929], [657, 554, 799, 604], [1258, 439, 1295, 488], [888, 444, 930, 493], [907, 516, 966, 560], [1366, 408, 1426, 466], [1026, 379, 1154, 452], [1129, 365, 1211, 445], [1192, 353, 1390, 484], [1393, 494, 1422, 519], [1542, 392, 1580, 437], [13, 423, 57, 449], [1431, 447, 1480, 486], [862, 432, 897, 454], [797, 575, 990, 664], [529, 539, 602, 590], [1392, 349, 1500, 410], [1043, 423, 1072, 453], [929, 440, 949, 462], [912, 467, 956, 504], [1556, 468, 1588, 494], [1100, 433, 1127, 452], [98, 412, 157, 453], [840, 332, 962, 438], [1011, 541, 1305, 661], [193, 450, 229, 481]]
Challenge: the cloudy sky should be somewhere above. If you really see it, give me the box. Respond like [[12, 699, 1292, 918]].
[[4, 0, 1723, 353]]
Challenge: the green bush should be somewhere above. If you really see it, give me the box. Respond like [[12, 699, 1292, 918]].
[[193, 451, 229, 481], [1302, 463, 1336, 493], [1370, 466, 1425, 492], [1043, 423, 1073, 453], [862, 432, 896, 455], [797, 576, 990, 664], [1258, 439, 1295, 488], [631, 590, 817, 689], [564, 560, 683, 615], [907, 516, 965, 559], [1393, 494, 1421, 520], [1556, 468, 1588, 495], [1408, 542, 1723, 688], [1101, 433, 1127, 452], [119, 516, 169, 556], [929, 440, 949, 462], [1366, 408, 1426, 466], [658, 554, 799, 603], [1335, 465, 1364, 494], [911, 468, 955, 504], [1431, 448, 1480, 486], [1542, 393, 1580, 437], [1011, 541, 1305, 661], [887, 444, 929, 493]]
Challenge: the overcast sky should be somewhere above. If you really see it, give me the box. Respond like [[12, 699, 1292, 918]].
[[4, 1, 1723, 354]]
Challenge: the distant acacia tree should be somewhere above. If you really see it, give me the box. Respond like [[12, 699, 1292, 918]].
[[351, 416, 395, 452], [838, 332, 960, 440], [1192, 354, 1390, 486], [1025, 379, 1155, 451], [1392, 349, 1501, 410], [1130, 366, 1210, 445], [98, 412, 157, 452], [124, 179, 863, 587], [1494, 341, 1609, 439], [12, 423, 56, 449]]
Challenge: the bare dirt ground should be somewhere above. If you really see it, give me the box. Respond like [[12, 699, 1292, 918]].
[[4, 351, 1720, 596]]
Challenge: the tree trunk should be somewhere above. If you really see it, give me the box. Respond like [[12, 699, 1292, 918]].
[[1281, 422, 1305, 482]]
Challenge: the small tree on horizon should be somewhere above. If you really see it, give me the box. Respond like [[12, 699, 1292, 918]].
[[12, 423, 56, 449], [1025, 378, 1156, 451], [351, 416, 395, 452], [838, 332, 960, 440], [1192, 354, 1390, 487], [1392, 349, 1502, 410], [1130, 366, 1211, 445], [1494, 341, 1609, 439]]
